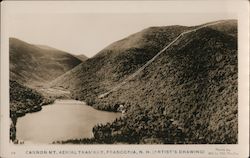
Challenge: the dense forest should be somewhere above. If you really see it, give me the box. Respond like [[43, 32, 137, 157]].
[[9, 80, 55, 141], [53, 20, 238, 144]]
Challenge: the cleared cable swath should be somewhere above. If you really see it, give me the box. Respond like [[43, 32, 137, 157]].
[[98, 21, 223, 99]]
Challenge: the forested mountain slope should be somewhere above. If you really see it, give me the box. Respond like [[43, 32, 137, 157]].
[[54, 20, 237, 144], [50, 25, 189, 99], [90, 21, 238, 144], [10, 38, 82, 86]]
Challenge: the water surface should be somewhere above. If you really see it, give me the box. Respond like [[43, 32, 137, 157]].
[[16, 100, 121, 144]]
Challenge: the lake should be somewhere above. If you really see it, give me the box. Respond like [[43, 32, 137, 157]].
[[16, 100, 121, 144]]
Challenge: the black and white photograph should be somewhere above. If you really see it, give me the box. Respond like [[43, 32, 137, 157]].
[[9, 14, 238, 145], [1, 1, 249, 158]]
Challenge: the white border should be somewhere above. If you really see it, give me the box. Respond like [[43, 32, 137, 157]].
[[1, 1, 249, 158]]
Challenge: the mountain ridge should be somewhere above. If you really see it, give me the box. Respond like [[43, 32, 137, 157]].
[[75, 54, 88, 62], [88, 22, 237, 144], [50, 25, 191, 98], [97, 20, 231, 98], [10, 37, 82, 86], [51, 19, 238, 144]]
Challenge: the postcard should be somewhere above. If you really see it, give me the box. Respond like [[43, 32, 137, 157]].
[[1, 0, 249, 157]]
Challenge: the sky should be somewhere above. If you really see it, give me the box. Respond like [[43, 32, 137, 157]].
[[9, 13, 236, 57]]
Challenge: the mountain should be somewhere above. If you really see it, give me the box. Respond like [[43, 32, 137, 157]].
[[88, 20, 237, 144], [50, 25, 190, 98], [35, 44, 60, 50], [51, 20, 237, 144], [75, 54, 88, 62], [9, 38, 82, 86], [206, 20, 237, 37], [9, 38, 83, 142]]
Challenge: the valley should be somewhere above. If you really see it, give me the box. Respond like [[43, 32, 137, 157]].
[[9, 19, 238, 144], [9, 38, 84, 142]]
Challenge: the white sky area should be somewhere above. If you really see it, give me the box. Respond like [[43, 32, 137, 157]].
[[10, 13, 236, 57]]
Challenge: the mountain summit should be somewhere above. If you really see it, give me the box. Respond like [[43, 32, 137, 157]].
[[51, 20, 237, 144], [50, 25, 189, 98]]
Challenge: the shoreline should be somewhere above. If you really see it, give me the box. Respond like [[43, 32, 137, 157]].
[[10, 98, 55, 143], [10, 98, 122, 144]]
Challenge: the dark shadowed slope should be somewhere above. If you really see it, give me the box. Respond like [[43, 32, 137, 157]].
[[50, 25, 189, 99], [9, 38, 82, 86], [91, 21, 237, 144]]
